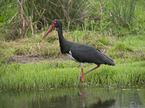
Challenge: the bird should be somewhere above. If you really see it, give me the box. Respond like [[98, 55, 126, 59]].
[[41, 19, 115, 83]]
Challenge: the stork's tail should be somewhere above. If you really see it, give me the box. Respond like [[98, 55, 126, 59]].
[[103, 54, 115, 66]]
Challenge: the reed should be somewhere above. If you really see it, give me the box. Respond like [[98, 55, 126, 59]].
[[109, 0, 136, 27], [0, 0, 144, 40]]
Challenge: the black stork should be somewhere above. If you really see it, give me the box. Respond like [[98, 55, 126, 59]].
[[41, 19, 115, 83]]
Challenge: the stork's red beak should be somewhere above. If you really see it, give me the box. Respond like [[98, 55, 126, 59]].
[[41, 24, 55, 40]]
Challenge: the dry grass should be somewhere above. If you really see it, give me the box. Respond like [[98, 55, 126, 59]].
[[0, 30, 144, 65]]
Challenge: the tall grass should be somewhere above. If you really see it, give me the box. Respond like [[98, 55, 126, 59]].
[[0, 0, 144, 40], [109, 0, 136, 27], [0, 0, 88, 39]]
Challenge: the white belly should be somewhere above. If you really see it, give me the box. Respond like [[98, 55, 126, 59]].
[[67, 50, 76, 61]]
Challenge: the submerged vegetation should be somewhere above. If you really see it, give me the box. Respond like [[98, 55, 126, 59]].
[[0, 0, 145, 91]]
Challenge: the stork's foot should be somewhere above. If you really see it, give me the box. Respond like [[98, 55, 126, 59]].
[[77, 75, 84, 83]]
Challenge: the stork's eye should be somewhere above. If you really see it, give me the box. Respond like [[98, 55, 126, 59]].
[[53, 22, 56, 26]]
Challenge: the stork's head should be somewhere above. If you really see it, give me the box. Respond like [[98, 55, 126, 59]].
[[41, 19, 62, 40]]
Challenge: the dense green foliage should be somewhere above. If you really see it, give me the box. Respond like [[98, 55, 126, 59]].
[[0, 0, 145, 40]]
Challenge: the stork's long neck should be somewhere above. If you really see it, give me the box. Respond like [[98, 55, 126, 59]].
[[57, 25, 72, 54], [57, 25, 65, 46]]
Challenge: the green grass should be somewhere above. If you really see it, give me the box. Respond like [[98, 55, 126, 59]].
[[0, 59, 145, 91]]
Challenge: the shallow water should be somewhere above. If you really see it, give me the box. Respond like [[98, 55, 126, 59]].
[[0, 87, 144, 108]]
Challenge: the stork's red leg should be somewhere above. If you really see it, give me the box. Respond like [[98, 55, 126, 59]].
[[79, 63, 84, 83], [78, 64, 100, 83], [81, 67, 84, 83], [84, 64, 100, 75]]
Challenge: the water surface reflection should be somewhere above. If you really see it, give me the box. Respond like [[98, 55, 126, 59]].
[[81, 87, 115, 108], [0, 87, 144, 108]]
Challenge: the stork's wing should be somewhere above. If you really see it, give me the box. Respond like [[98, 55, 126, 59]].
[[70, 43, 115, 65]]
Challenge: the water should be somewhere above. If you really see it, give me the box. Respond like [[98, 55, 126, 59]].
[[0, 87, 144, 108]]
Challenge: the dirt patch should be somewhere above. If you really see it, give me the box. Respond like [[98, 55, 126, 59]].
[[7, 55, 70, 64]]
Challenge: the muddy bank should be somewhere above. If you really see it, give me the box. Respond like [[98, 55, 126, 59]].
[[7, 55, 70, 64]]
